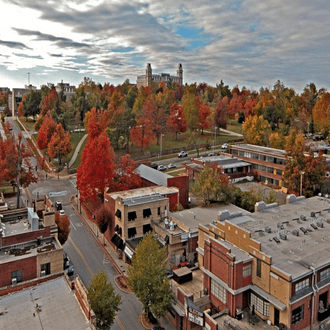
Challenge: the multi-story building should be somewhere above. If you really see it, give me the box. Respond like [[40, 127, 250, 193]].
[[9, 86, 36, 116], [230, 144, 286, 187], [197, 195, 330, 329], [137, 63, 183, 88]]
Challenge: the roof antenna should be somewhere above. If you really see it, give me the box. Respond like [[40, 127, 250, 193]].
[[27, 72, 30, 85]]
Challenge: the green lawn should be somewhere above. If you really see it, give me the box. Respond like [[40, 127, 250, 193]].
[[70, 136, 88, 169], [18, 117, 36, 131], [227, 120, 243, 134]]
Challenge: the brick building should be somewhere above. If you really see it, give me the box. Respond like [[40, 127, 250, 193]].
[[136, 164, 189, 209], [197, 195, 330, 329], [230, 144, 286, 187]]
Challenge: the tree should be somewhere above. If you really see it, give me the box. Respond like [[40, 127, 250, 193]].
[[40, 88, 58, 116], [88, 269, 121, 330], [130, 117, 155, 152], [55, 212, 70, 245], [313, 92, 330, 134], [214, 97, 229, 129], [198, 101, 211, 134], [37, 112, 57, 150], [127, 233, 174, 320], [182, 92, 200, 131], [242, 115, 270, 146], [77, 131, 116, 202], [167, 102, 187, 140], [95, 204, 112, 234], [191, 164, 231, 206], [22, 89, 42, 119], [47, 124, 72, 164]]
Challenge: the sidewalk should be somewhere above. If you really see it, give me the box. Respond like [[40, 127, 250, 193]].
[[70, 195, 176, 330]]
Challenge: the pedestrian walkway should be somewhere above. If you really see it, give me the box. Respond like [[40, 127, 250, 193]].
[[69, 134, 87, 168], [70, 195, 176, 330]]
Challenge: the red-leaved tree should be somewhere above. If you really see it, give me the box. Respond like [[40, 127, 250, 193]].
[[55, 212, 71, 245], [37, 112, 57, 150], [47, 124, 72, 164], [167, 102, 187, 140]]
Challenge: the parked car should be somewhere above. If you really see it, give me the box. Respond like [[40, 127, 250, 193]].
[[168, 163, 177, 169], [151, 163, 159, 169], [55, 201, 62, 211], [178, 151, 188, 158], [221, 143, 228, 150], [208, 152, 218, 157], [60, 210, 65, 217], [157, 165, 166, 171]]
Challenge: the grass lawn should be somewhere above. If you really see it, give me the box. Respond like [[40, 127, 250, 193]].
[[18, 117, 36, 131], [227, 120, 243, 135], [0, 186, 15, 194], [70, 136, 88, 169]]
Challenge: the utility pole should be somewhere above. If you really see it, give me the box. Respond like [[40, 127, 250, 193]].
[[57, 149, 60, 180], [27, 72, 30, 86], [16, 136, 22, 208]]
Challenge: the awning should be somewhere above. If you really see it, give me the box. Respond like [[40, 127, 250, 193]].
[[111, 233, 124, 250], [251, 284, 287, 311]]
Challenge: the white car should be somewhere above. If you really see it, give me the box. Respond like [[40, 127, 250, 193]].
[[178, 151, 188, 158], [221, 143, 228, 150]]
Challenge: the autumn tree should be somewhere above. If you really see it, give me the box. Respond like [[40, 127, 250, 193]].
[[40, 88, 58, 116], [313, 92, 330, 134], [127, 233, 174, 320], [55, 212, 71, 245], [182, 92, 200, 131], [167, 102, 187, 139], [37, 112, 57, 150], [284, 131, 325, 196], [22, 89, 42, 119], [47, 124, 72, 164], [191, 164, 231, 206], [130, 117, 155, 152], [114, 155, 141, 191], [242, 115, 270, 146], [88, 269, 121, 330], [214, 97, 229, 129], [198, 101, 211, 134], [95, 204, 112, 234], [77, 131, 116, 202]]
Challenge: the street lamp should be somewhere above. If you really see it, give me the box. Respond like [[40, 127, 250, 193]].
[[300, 171, 305, 196], [214, 126, 217, 148], [160, 134, 165, 158]]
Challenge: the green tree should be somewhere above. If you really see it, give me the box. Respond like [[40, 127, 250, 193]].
[[191, 165, 231, 206], [127, 233, 174, 320], [88, 269, 121, 330], [23, 89, 42, 119]]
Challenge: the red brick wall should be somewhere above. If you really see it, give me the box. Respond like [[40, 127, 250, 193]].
[[290, 296, 311, 330], [167, 192, 179, 212], [1, 227, 51, 247], [0, 256, 37, 287], [103, 195, 116, 244], [168, 176, 189, 209]]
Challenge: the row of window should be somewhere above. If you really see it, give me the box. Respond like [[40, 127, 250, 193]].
[[128, 224, 153, 238], [231, 149, 286, 165], [250, 292, 269, 317], [116, 207, 163, 222], [211, 279, 226, 304], [11, 263, 51, 284], [253, 164, 283, 176]]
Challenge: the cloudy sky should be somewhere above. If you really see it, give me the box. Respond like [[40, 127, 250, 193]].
[[0, 0, 329, 92]]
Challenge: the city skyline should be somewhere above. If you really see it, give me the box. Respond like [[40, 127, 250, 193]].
[[1, 0, 330, 92]]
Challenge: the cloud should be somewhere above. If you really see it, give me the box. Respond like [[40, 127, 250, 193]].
[[0, 39, 31, 50]]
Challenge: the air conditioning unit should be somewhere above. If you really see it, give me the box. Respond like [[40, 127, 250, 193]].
[[11, 278, 17, 285], [41, 270, 46, 277]]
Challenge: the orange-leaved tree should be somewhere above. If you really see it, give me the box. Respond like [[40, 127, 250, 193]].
[[167, 102, 187, 140], [55, 212, 71, 245], [198, 101, 211, 134], [77, 130, 116, 202], [37, 112, 57, 150], [40, 89, 58, 116], [47, 124, 72, 164], [130, 116, 155, 152]]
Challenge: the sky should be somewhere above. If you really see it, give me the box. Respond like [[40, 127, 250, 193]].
[[0, 0, 330, 93]]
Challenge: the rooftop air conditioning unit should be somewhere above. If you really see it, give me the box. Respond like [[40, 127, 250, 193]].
[[292, 230, 299, 237], [11, 278, 17, 285], [300, 215, 306, 221], [41, 270, 46, 277], [265, 226, 272, 233]]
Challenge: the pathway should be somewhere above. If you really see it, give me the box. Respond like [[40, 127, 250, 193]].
[[68, 133, 87, 168]]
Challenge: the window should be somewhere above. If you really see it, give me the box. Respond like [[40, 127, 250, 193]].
[[243, 264, 252, 278], [250, 293, 269, 317], [12, 270, 22, 283], [295, 278, 309, 293], [158, 207, 161, 216], [143, 224, 152, 234], [292, 305, 304, 325], [128, 227, 137, 238], [143, 208, 152, 218], [211, 279, 226, 304], [128, 211, 137, 222], [320, 268, 330, 282], [41, 262, 51, 276], [257, 259, 262, 278], [115, 209, 121, 219]]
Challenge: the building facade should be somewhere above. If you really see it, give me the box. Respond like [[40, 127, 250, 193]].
[[137, 63, 183, 88]]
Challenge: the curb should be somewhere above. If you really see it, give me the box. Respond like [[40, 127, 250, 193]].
[[114, 275, 132, 294], [139, 313, 154, 330]]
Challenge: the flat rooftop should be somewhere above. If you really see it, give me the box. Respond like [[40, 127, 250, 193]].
[[231, 144, 286, 157], [234, 196, 330, 280], [135, 164, 171, 186], [2, 217, 32, 237], [169, 203, 252, 233], [0, 237, 60, 264], [193, 155, 251, 169], [0, 276, 90, 330], [106, 185, 178, 201]]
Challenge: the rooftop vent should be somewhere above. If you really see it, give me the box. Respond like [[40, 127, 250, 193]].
[[265, 226, 272, 233], [273, 237, 280, 244], [279, 230, 287, 240], [300, 215, 307, 221], [310, 223, 318, 230], [300, 227, 308, 235], [317, 219, 324, 228], [292, 230, 299, 237], [311, 212, 315, 217], [277, 222, 284, 229]]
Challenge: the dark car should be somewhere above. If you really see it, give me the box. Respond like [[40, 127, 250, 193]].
[[151, 163, 159, 169]]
